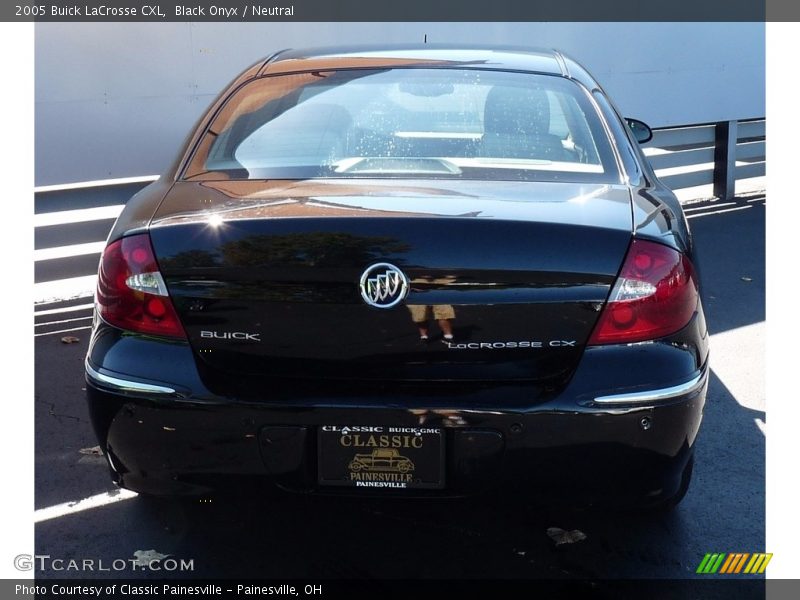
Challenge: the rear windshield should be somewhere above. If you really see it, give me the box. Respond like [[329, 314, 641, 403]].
[[184, 68, 621, 183]]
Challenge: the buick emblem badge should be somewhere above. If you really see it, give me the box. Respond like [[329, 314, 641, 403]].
[[359, 263, 409, 309]]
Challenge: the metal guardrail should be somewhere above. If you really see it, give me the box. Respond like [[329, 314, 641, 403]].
[[644, 118, 766, 200]]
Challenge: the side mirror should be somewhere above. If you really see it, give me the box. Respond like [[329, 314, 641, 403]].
[[625, 118, 653, 144]]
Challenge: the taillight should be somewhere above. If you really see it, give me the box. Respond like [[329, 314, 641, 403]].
[[588, 239, 698, 345], [96, 234, 186, 339]]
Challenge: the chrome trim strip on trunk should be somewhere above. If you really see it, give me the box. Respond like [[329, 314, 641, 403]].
[[85, 361, 176, 395], [594, 368, 708, 405]]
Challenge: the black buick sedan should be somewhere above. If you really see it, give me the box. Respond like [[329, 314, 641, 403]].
[[85, 46, 708, 508]]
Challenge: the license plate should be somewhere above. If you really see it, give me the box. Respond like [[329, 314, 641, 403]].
[[318, 425, 444, 490]]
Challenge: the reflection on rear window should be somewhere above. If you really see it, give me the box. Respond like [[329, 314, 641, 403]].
[[187, 68, 620, 183]]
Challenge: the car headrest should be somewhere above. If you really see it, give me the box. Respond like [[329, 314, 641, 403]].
[[483, 86, 551, 136]]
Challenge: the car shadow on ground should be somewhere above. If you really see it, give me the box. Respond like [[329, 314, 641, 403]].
[[689, 196, 765, 336]]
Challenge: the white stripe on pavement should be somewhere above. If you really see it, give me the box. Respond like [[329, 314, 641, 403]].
[[687, 205, 752, 219], [671, 176, 765, 204], [35, 315, 93, 327], [34, 325, 93, 337], [34, 205, 123, 227], [35, 241, 105, 262], [35, 275, 97, 304], [683, 202, 737, 213], [34, 175, 158, 193], [35, 489, 138, 523], [34, 303, 94, 316]]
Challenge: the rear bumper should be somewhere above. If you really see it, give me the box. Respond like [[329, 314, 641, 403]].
[[85, 316, 709, 503], [86, 379, 705, 503]]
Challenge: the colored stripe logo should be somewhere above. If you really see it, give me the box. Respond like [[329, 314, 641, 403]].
[[696, 553, 772, 574]]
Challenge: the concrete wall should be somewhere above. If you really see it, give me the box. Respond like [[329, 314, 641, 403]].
[[35, 22, 765, 185]]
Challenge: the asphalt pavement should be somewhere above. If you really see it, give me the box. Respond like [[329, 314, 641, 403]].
[[33, 193, 765, 581]]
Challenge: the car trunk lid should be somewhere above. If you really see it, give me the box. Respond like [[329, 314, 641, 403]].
[[148, 179, 632, 387]]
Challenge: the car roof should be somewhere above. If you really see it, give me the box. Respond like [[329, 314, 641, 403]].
[[258, 45, 599, 90]]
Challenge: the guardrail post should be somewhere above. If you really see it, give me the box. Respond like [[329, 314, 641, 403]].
[[713, 120, 738, 201]]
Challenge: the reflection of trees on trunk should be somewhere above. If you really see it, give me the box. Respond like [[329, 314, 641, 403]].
[[160, 232, 410, 303], [219, 232, 410, 267], [159, 231, 409, 280], [159, 249, 222, 270]]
